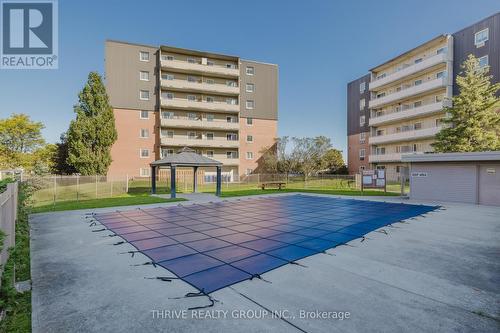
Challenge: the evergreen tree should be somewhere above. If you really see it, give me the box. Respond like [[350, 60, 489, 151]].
[[433, 55, 500, 152], [67, 72, 117, 175]]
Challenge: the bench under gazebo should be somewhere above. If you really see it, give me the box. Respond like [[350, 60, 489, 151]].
[[150, 147, 223, 198]]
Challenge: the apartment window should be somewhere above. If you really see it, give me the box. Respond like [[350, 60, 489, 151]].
[[246, 83, 255, 93], [478, 55, 489, 68], [246, 66, 255, 75], [206, 96, 214, 103], [414, 58, 422, 64], [187, 95, 197, 102], [475, 28, 489, 47], [376, 129, 384, 136], [206, 114, 214, 122], [246, 100, 255, 109], [187, 76, 197, 82], [359, 148, 365, 161], [359, 81, 366, 93], [375, 147, 385, 155], [359, 132, 366, 144], [162, 73, 174, 80], [140, 129, 149, 138], [227, 80, 237, 87], [187, 113, 197, 120], [227, 151, 238, 159], [139, 51, 149, 62], [359, 98, 365, 110], [436, 47, 447, 55], [414, 122, 422, 130], [226, 98, 237, 105], [414, 79, 422, 86], [161, 149, 174, 158], [162, 111, 174, 119], [227, 133, 238, 141], [359, 166, 365, 172], [140, 110, 149, 119], [413, 101, 422, 108], [376, 73, 386, 80], [139, 90, 150, 100], [246, 152, 254, 160], [140, 168, 150, 177], [188, 132, 197, 140], [245, 168, 253, 176], [376, 92, 385, 98], [435, 95, 443, 103], [162, 92, 174, 100], [226, 63, 237, 69], [246, 117, 253, 125], [160, 130, 174, 138], [436, 71, 446, 79], [207, 61, 214, 66], [140, 149, 150, 158], [246, 135, 253, 143], [206, 133, 214, 141], [204, 151, 213, 158], [226, 116, 237, 123], [206, 79, 215, 84], [359, 115, 365, 126], [139, 71, 149, 81], [187, 58, 196, 64]]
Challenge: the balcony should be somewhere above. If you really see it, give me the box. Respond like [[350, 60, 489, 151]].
[[160, 118, 240, 131], [369, 77, 446, 109], [368, 153, 402, 163], [161, 98, 239, 113], [369, 126, 442, 145], [369, 53, 448, 91], [161, 79, 239, 95], [161, 59, 239, 78], [160, 137, 240, 148], [212, 157, 240, 166], [369, 102, 445, 126]]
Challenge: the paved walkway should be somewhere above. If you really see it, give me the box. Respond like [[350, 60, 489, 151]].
[[30, 194, 500, 332]]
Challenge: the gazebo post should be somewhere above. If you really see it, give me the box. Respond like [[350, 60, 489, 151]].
[[193, 166, 198, 193], [216, 166, 222, 196], [151, 165, 156, 194], [170, 165, 176, 199]]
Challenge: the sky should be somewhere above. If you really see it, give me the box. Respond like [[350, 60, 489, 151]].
[[1, 0, 499, 156]]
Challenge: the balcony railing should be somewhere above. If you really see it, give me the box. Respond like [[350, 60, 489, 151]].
[[161, 98, 240, 113], [160, 59, 239, 77], [369, 126, 442, 145], [211, 157, 240, 165], [369, 101, 445, 126], [369, 77, 447, 109], [161, 79, 239, 95], [160, 137, 240, 148], [368, 153, 402, 163], [160, 118, 240, 131], [369, 53, 448, 90]]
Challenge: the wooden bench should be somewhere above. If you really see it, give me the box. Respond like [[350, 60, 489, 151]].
[[260, 182, 286, 190]]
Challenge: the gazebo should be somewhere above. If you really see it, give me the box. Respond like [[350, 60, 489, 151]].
[[150, 147, 223, 198]]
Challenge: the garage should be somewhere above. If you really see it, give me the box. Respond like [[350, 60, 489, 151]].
[[402, 152, 500, 206]]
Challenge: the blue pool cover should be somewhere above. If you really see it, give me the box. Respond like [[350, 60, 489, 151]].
[[92, 195, 437, 294]]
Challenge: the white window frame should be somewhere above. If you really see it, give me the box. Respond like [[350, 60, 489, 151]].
[[359, 81, 366, 93], [246, 100, 255, 110], [226, 151, 238, 159], [206, 150, 214, 157], [140, 168, 150, 177], [359, 148, 365, 160], [187, 57, 196, 64], [140, 149, 150, 159], [478, 55, 489, 68], [161, 111, 174, 119], [246, 66, 255, 75], [140, 110, 149, 119], [414, 79, 422, 86], [474, 28, 489, 47], [359, 115, 365, 126], [246, 83, 255, 93], [139, 71, 150, 81], [246, 135, 253, 143], [206, 114, 214, 122], [206, 96, 214, 103], [165, 130, 174, 139], [359, 98, 365, 110], [245, 168, 253, 176], [246, 152, 254, 160], [226, 133, 238, 141], [140, 128, 149, 139], [163, 92, 174, 100], [188, 132, 197, 140], [187, 95, 197, 102], [246, 117, 253, 126], [359, 132, 366, 144], [206, 132, 214, 141], [139, 51, 150, 62], [139, 90, 150, 100]]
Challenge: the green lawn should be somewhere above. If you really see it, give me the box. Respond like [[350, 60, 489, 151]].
[[217, 188, 400, 197], [32, 194, 186, 213]]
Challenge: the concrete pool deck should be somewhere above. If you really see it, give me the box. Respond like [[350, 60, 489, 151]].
[[30, 194, 500, 332]]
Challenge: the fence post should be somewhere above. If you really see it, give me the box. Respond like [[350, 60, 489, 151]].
[[53, 175, 56, 207], [76, 175, 79, 202]]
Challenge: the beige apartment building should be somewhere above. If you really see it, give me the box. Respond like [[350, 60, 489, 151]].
[[347, 13, 499, 181], [105, 40, 278, 181]]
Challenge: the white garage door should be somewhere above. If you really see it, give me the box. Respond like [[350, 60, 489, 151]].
[[479, 165, 500, 206], [410, 163, 477, 203]]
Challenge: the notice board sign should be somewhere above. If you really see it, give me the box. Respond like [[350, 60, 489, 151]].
[[361, 169, 386, 192]]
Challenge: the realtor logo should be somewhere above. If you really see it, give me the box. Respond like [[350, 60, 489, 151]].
[[1, 0, 58, 69]]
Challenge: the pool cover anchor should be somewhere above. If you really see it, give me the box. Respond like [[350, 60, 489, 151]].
[[170, 290, 220, 310], [112, 241, 125, 246], [131, 261, 157, 268], [290, 261, 308, 267], [145, 276, 180, 282], [91, 228, 107, 233], [250, 274, 272, 284]]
